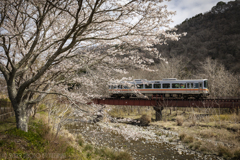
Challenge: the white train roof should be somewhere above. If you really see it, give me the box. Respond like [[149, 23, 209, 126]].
[[133, 79, 208, 83], [109, 79, 208, 85]]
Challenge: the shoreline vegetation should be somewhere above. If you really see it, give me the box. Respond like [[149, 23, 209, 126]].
[[0, 110, 132, 160], [108, 105, 240, 160]]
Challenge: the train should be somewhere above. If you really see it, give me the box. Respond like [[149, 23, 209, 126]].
[[108, 78, 209, 99]]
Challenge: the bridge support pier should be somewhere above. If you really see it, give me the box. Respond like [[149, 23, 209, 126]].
[[153, 106, 164, 121]]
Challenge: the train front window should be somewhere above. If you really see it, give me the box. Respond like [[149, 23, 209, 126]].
[[204, 80, 208, 88], [145, 84, 152, 89]]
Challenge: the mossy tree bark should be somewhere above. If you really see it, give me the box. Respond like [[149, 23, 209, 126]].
[[13, 104, 29, 132]]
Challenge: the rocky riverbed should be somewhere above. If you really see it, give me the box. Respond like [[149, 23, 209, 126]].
[[65, 117, 223, 160]]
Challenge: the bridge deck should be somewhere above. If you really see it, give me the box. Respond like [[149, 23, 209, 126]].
[[93, 98, 240, 108]]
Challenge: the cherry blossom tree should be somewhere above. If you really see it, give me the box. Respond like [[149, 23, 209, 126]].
[[0, 0, 182, 132], [200, 57, 239, 98]]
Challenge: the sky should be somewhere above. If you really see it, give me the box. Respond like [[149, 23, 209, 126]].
[[163, 0, 232, 28]]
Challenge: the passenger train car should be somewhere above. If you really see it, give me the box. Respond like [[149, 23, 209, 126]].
[[109, 78, 209, 99]]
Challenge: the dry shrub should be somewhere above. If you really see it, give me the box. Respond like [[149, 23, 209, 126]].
[[60, 129, 76, 142], [189, 140, 202, 150], [183, 135, 194, 144], [139, 114, 151, 126], [179, 133, 186, 141], [199, 129, 217, 138], [95, 147, 132, 160], [233, 148, 240, 159], [182, 122, 191, 127], [176, 116, 184, 126], [215, 114, 232, 121], [115, 151, 133, 160], [230, 124, 240, 132], [217, 144, 233, 159], [77, 134, 84, 147], [179, 133, 194, 144], [231, 113, 240, 122], [190, 114, 197, 126], [199, 141, 217, 154]]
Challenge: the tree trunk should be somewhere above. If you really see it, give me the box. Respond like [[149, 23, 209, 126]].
[[13, 103, 29, 132]]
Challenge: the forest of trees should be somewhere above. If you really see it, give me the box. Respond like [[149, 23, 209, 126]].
[[156, 0, 240, 73]]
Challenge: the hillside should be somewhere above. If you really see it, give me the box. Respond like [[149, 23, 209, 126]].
[[156, 0, 240, 73]]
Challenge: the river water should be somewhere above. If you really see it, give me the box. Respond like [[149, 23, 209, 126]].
[[65, 121, 221, 160]]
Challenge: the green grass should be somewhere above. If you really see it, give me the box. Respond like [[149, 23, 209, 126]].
[[0, 116, 16, 132], [5, 120, 49, 152]]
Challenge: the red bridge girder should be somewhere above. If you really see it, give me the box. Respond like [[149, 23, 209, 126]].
[[93, 98, 240, 108]]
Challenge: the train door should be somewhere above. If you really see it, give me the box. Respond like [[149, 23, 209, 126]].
[[198, 82, 203, 93]]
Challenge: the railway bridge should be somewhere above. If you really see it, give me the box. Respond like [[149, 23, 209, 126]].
[[93, 98, 240, 120]]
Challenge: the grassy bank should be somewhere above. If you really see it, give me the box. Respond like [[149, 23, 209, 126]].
[[0, 112, 132, 160], [108, 105, 240, 160]]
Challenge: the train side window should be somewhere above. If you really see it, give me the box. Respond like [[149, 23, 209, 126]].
[[172, 83, 180, 88], [163, 83, 170, 88], [109, 85, 111, 89], [191, 83, 194, 88], [194, 83, 199, 88], [187, 83, 190, 88], [137, 84, 144, 89], [180, 83, 186, 88], [145, 84, 152, 89], [118, 85, 122, 89], [123, 85, 129, 89], [154, 84, 161, 89], [199, 83, 202, 88]]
